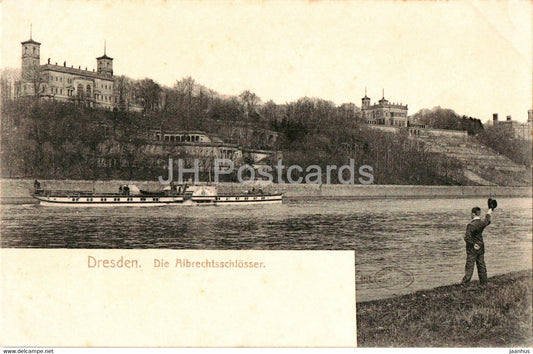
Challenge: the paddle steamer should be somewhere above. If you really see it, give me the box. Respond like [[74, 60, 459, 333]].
[[31, 183, 283, 206]]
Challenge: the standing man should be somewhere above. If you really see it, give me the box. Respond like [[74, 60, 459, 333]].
[[461, 198, 497, 285]]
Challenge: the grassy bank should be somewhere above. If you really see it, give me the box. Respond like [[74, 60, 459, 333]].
[[357, 270, 532, 347]]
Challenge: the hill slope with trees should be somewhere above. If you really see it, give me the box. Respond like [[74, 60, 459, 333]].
[[1, 73, 530, 185]]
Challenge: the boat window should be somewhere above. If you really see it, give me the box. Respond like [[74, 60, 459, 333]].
[[72, 198, 76, 201], [152, 198, 158, 201], [101, 198, 107, 202], [141, 197, 146, 201]]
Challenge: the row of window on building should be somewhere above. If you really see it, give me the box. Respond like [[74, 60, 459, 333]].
[[51, 76, 73, 84], [156, 134, 203, 143], [94, 93, 113, 102], [50, 75, 112, 91], [46, 84, 113, 102], [366, 111, 406, 118], [366, 118, 406, 126]]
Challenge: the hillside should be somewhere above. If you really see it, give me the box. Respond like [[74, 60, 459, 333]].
[[417, 135, 530, 186], [0, 98, 530, 186]]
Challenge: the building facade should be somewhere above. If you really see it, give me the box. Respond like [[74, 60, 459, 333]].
[[96, 129, 280, 174], [361, 90, 408, 127], [491, 113, 532, 141], [17, 35, 141, 111]]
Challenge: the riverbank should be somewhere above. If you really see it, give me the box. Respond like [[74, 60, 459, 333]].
[[1, 178, 531, 204], [357, 270, 532, 347]]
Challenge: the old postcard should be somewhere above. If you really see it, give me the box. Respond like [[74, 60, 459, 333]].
[[0, 0, 531, 350]]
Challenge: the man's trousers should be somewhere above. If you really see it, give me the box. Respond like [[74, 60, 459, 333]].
[[461, 248, 487, 284]]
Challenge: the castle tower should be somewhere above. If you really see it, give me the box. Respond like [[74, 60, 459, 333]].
[[96, 41, 113, 76], [378, 88, 388, 105], [21, 26, 41, 93], [361, 87, 370, 109]]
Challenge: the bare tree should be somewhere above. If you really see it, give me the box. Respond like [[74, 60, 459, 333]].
[[239, 90, 261, 120], [114, 75, 130, 111], [0, 68, 21, 106], [176, 76, 196, 130], [135, 78, 162, 113]]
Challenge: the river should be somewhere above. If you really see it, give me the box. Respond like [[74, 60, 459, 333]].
[[1, 197, 531, 301]]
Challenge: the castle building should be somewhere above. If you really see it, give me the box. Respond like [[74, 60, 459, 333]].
[[491, 112, 532, 141], [361, 89, 408, 127], [18, 34, 117, 110]]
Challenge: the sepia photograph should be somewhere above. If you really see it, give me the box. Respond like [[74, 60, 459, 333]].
[[1, 0, 531, 349]]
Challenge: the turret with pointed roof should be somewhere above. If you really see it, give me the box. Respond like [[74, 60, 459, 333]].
[[361, 87, 371, 109], [378, 88, 388, 105], [96, 41, 113, 76], [21, 24, 41, 45], [20, 25, 41, 95]]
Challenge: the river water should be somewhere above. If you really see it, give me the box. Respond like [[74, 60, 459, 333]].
[[1, 197, 531, 301]]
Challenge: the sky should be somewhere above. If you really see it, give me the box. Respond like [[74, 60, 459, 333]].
[[1, 0, 531, 122]]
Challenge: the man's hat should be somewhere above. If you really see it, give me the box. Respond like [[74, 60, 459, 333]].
[[488, 198, 498, 210]]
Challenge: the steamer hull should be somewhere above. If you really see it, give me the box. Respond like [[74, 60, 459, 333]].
[[33, 194, 185, 207], [31, 185, 283, 206], [213, 194, 283, 205]]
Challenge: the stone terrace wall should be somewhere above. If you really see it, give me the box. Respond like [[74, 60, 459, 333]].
[[418, 135, 530, 185]]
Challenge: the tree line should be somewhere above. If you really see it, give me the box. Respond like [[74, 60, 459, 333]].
[[0, 97, 464, 185], [1, 71, 530, 184], [410, 106, 484, 135]]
